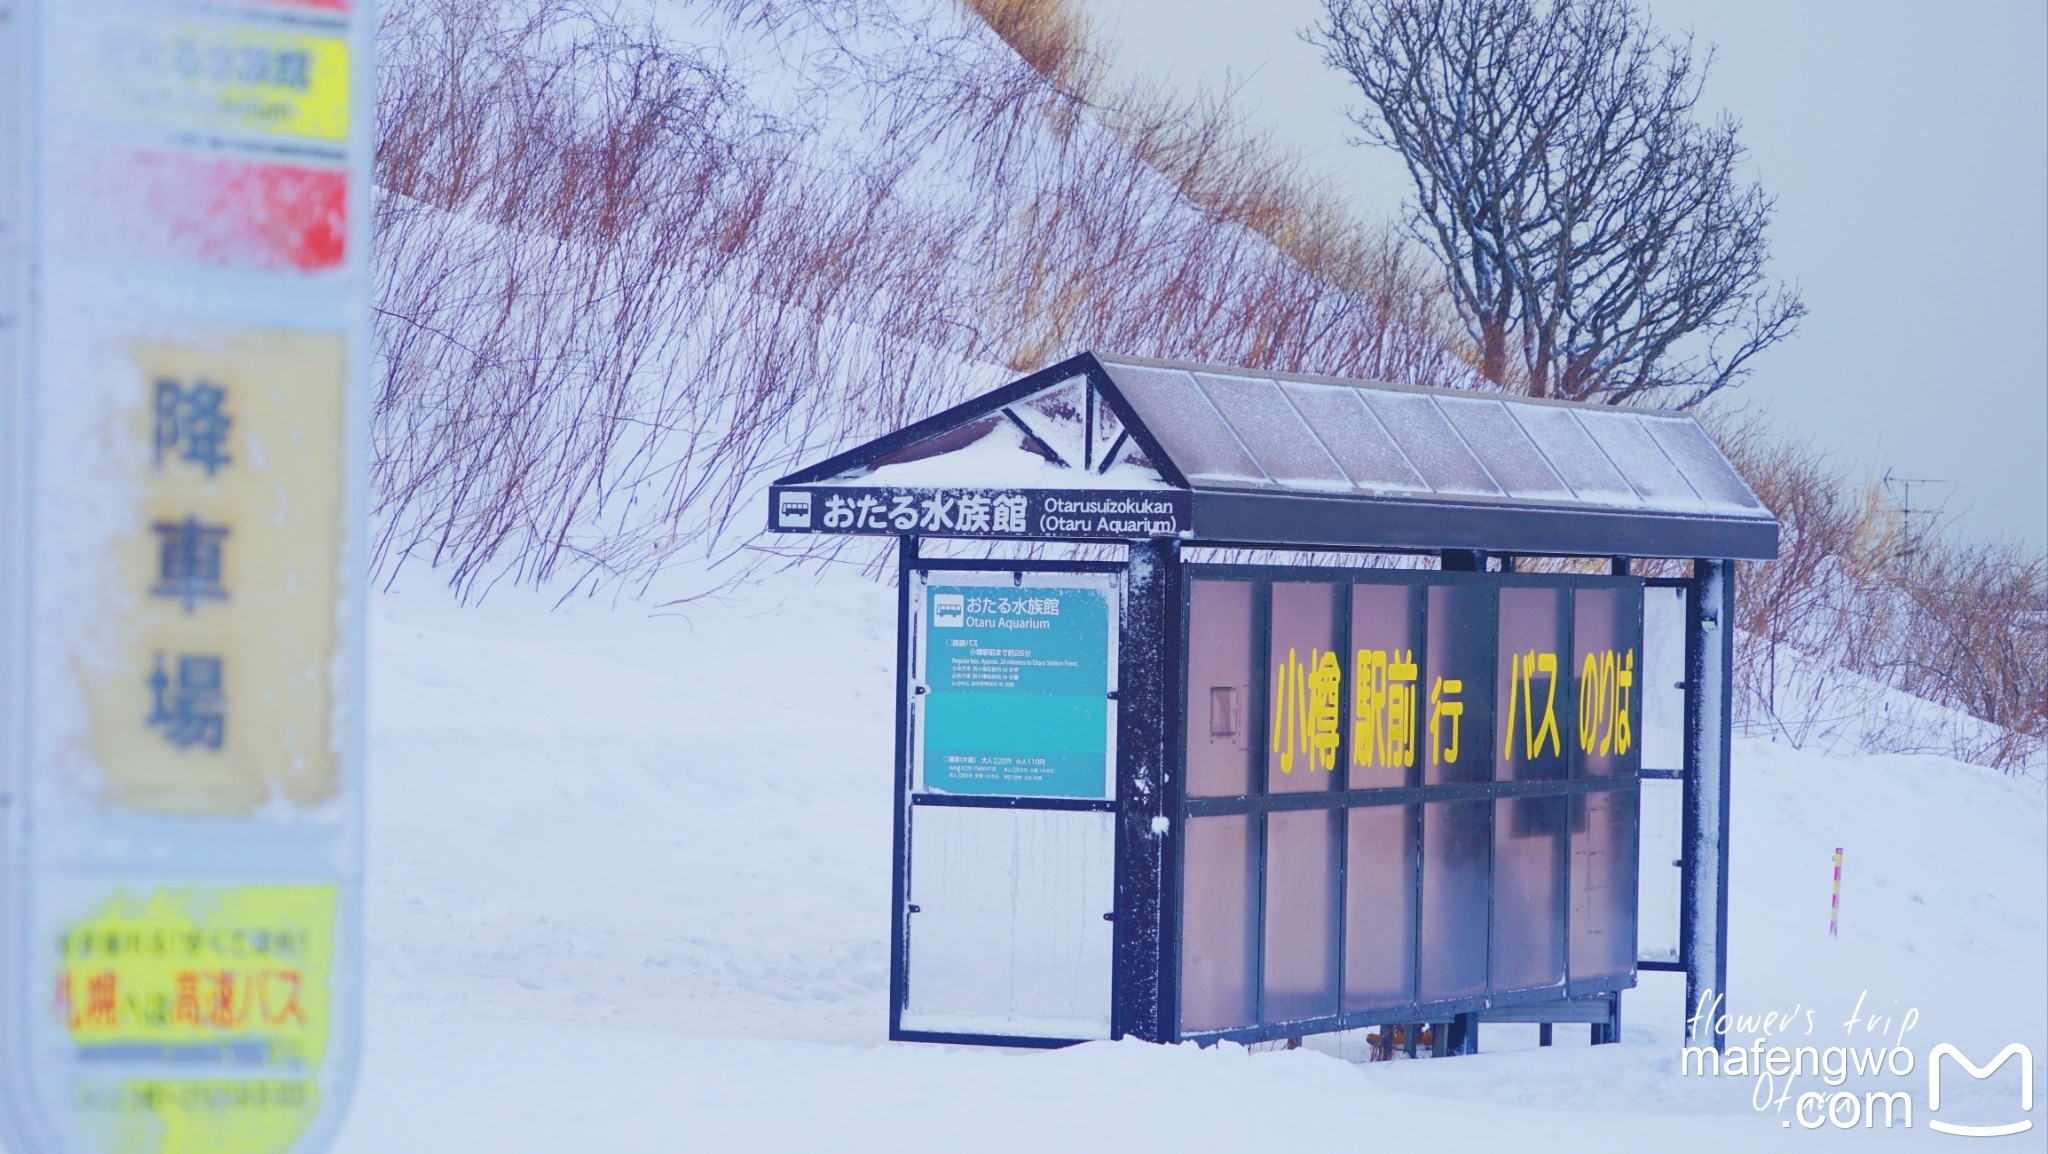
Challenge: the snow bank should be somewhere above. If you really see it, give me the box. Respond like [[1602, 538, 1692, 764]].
[[306, 564, 2046, 1152]]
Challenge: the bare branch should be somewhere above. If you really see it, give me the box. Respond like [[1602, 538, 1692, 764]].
[[1313, 0, 1804, 406]]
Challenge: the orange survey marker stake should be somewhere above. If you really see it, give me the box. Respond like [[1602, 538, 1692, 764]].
[[1830, 847, 1843, 937]]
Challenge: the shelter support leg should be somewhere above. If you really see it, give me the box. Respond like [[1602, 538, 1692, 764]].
[[887, 535, 918, 1038], [1682, 559, 1735, 1052], [1447, 1013, 1479, 1055], [1112, 538, 1180, 1042], [1592, 993, 1622, 1045]]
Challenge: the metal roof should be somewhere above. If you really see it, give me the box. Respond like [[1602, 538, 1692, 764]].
[[770, 352, 1778, 560]]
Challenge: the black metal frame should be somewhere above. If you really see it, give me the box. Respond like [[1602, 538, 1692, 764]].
[[1162, 563, 1644, 1047], [770, 352, 1778, 561], [1114, 538, 1180, 1042], [1191, 491, 1775, 562], [777, 354, 1191, 493], [778, 351, 1764, 1056], [1635, 576, 1692, 975], [888, 543, 1136, 1048], [1682, 560, 1736, 1052], [882, 539, 1738, 1054]]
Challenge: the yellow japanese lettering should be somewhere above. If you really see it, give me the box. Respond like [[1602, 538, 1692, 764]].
[[1429, 676, 1463, 766]]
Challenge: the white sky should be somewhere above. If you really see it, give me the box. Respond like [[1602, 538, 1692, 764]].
[[1085, 0, 2048, 549]]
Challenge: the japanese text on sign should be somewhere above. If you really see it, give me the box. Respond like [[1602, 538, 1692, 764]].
[[1352, 649, 1418, 770], [78, 332, 346, 816], [1578, 649, 1635, 757], [1428, 677, 1464, 767], [826, 491, 1029, 534], [1503, 651, 1564, 761], [782, 487, 1187, 538], [54, 886, 336, 1153], [920, 581, 1113, 798], [1272, 648, 1342, 774]]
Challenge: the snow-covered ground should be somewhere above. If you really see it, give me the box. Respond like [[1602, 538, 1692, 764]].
[[335, 564, 2045, 1152]]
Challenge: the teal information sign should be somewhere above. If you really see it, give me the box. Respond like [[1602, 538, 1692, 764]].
[[922, 584, 1112, 797]]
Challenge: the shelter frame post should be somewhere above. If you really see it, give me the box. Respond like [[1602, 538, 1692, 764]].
[[887, 535, 918, 1039], [1682, 558, 1735, 1052], [1113, 538, 1180, 1042]]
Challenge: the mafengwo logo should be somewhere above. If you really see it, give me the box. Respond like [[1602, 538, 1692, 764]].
[[932, 594, 964, 628], [1928, 1043, 2034, 1137]]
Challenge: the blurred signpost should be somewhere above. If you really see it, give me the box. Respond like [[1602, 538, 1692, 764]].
[[1, 1, 369, 1152]]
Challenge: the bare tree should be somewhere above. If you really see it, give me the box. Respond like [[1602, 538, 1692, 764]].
[[1313, 0, 1804, 406]]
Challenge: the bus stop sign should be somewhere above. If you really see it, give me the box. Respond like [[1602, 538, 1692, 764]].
[[1, 2, 371, 1152]]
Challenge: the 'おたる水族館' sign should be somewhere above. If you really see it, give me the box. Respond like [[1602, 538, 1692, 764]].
[[919, 579, 1115, 799], [768, 352, 1773, 1054]]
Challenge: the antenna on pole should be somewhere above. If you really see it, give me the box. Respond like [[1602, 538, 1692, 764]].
[[1881, 468, 1952, 559]]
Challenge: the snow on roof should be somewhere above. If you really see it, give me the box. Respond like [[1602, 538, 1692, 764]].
[[824, 372, 1172, 490], [1093, 353, 1769, 519], [774, 352, 1776, 558]]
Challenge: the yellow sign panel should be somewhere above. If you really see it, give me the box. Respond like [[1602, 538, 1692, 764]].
[[80, 330, 346, 815], [91, 15, 350, 143], [56, 886, 336, 1154]]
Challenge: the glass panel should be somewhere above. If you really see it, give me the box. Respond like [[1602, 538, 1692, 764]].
[[1418, 800, 1490, 1002], [1573, 409, 1701, 508], [1278, 382, 1426, 492], [1103, 363, 1268, 486], [1438, 397, 1573, 500], [1640, 585, 1686, 772], [1491, 795, 1568, 993], [1180, 815, 1258, 1031], [1636, 778, 1681, 964], [1344, 804, 1417, 1011], [1187, 580, 1254, 797], [1267, 583, 1340, 793], [1193, 373, 1351, 492], [1497, 586, 1570, 782], [1423, 584, 1494, 786], [904, 807, 1114, 1038], [1015, 375, 1089, 468], [1640, 416, 1764, 512], [1509, 403, 1639, 505], [1090, 384, 1129, 468], [1262, 809, 1341, 1023], [1573, 585, 1643, 777], [1571, 787, 1640, 982], [1362, 392, 1502, 496], [1349, 583, 1421, 789]]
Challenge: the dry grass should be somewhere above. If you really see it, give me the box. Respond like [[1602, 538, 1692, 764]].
[[372, 0, 2040, 772], [371, 0, 1471, 601], [1713, 419, 2046, 773], [963, 0, 1449, 351]]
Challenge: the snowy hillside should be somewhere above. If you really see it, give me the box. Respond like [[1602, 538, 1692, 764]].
[[371, 0, 1471, 601], [327, 565, 2045, 1152]]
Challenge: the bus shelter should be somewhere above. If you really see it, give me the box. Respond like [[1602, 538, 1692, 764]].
[[768, 353, 1775, 1053]]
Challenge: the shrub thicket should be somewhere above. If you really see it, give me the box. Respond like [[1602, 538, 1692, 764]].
[[374, 0, 2043, 771], [373, 0, 1467, 599]]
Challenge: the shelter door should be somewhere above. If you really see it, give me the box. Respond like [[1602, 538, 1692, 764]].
[[902, 807, 1115, 1039], [898, 568, 1120, 1041], [1637, 580, 1691, 966]]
